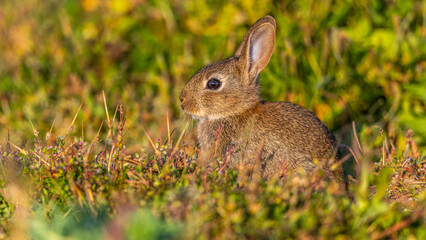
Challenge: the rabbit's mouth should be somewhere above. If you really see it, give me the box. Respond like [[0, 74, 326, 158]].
[[182, 105, 215, 121], [183, 109, 226, 121], [181, 103, 203, 119], [181, 108, 205, 120]]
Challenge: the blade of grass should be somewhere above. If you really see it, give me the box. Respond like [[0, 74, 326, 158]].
[[66, 103, 83, 136], [112, 105, 119, 128], [352, 121, 363, 153], [7, 129, 10, 155], [339, 144, 360, 165], [107, 145, 116, 172], [141, 125, 161, 156], [24, 108, 38, 137], [30, 150, 50, 166], [166, 111, 171, 145], [7, 141, 28, 156], [84, 121, 104, 167], [46, 114, 57, 141], [102, 90, 111, 128], [173, 121, 189, 154]]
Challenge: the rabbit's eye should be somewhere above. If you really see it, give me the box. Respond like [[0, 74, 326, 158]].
[[206, 78, 221, 90]]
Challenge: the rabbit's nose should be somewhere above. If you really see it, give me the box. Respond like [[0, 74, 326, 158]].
[[179, 91, 186, 103], [180, 88, 188, 104]]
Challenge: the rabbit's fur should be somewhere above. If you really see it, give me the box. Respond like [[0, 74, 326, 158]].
[[180, 16, 343, 180]]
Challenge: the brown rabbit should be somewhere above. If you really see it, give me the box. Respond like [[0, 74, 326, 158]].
[[180, 16, 343, 180]]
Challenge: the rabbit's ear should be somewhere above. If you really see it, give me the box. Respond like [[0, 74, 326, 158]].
[[235, 16, 276, 77]]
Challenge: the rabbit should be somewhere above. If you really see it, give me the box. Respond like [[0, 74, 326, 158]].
[[180, 16, 343, 181]]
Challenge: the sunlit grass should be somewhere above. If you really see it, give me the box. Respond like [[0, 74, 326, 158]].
[[0, 0, 425, 152], [0, 104, 425, 239]]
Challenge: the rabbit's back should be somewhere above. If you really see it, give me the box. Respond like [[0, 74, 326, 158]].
[[257, 101, 337, 156], [253, 102, 341, 178]]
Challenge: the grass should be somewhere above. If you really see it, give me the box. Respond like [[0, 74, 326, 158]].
[[0, 103, 425, 239], [1, 0, 425, 152]]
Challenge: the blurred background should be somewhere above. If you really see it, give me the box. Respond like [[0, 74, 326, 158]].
[[0, 0, 425, 156]]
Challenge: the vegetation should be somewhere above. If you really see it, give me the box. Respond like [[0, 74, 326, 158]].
[[0, 0, 425, 239]]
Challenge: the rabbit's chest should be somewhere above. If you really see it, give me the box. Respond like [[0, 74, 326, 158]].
[[197, 119, 244, 155], [197, 118, 260, 164]]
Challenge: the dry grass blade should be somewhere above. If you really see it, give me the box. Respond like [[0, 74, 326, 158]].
[[84, 121, 104, 166], [339, 144, 360, 165], [66, 103, 83, 135], [352, 121, 363, 153], [384, 136, 392, 162], [405, 130, 419, 159], [24, 108, 38, 137], [83, 181, 95, 209], [107, 145, 116, 172], [122, 155, 141, 165], [95, 121, 104, 141], [112, 105, 119, 127], [30, 150, 50, 166], [61, 208, 72, 220], [166, 111, 171, 145], [68, 173, 84, 207], [382, 141, 386, 166], [102, 90, 112, 128], [8, 141, 28, 156], [7, 129, 10, 154], [46, 114, 58, 141], [141, 125, 161, 156], [173, 121, 189, 154]]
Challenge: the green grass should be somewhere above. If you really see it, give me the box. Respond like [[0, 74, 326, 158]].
[[0, 0, 426, 238], [0, 107, 425, 239], [0, 0, 425, 151]]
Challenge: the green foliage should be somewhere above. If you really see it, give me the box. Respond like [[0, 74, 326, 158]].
[[0, 0, 425, 152], [30, 205, 109, 240], [30, 204, 181, 240], [0, 194, 12, 238], [125, 209, 182, 240], [0, 108, 424, 238]]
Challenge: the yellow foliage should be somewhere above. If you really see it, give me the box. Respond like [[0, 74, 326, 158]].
[[108, 0, 131, 15], [82, 22, 98, 40], [10, 24, 34, 56], [82, 0, 99, 12]]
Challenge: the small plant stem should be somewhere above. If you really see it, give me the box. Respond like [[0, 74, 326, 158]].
[[173, 121, 189, 154], [141, 125, 161, 156], [352, 121, 363, 153], [166, 111, 171, 146]]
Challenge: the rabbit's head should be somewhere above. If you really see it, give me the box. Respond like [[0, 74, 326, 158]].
[[180, 16, 276, 120]]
